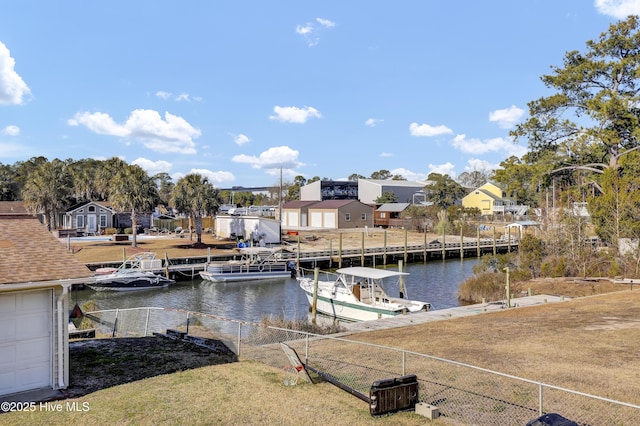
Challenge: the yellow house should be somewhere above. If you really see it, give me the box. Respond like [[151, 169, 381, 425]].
[[462, 183, 518, 216]]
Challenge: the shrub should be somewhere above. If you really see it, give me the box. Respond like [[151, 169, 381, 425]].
[[458, 272, 505, 304]]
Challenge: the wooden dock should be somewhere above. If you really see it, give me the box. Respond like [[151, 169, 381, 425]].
[[85, 238, 517, 281]]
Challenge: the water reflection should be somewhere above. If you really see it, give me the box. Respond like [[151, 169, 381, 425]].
[[72, 258, 479, 322]]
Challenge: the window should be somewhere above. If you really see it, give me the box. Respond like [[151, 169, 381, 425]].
[[88, 205, 96, 212], [380, 212, 387, 218], [76, 215, 84, 228], [361, 213, 367, 220], [345, 213, 351, 221], [99, 215, 107, 228]]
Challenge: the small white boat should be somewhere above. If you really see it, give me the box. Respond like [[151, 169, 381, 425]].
[[88, 252, 175, 291], [298, 266, 430, 322], [199, 247, 296, 283]]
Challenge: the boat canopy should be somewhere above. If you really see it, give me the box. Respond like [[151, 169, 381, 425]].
[[335, 267, 409, 280]]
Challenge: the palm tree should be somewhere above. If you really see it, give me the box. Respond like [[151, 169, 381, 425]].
[[21, 159, 72, 230], [171, 174, 218, 245], [68, 158, 102, 202], [96, 157, 129, 200], [109, 164, 158, 248]]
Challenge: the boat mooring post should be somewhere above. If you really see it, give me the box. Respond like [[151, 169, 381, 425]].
[[404, 228, 408, 265], [361, 232, 365, 266], [493, 226, 497, 255], [339, 234, 343, 269], [504, 267, 511, 308], [311, 267, 319, 324], [398, 260, 405, 298], [460, 224, 464, 259], [383, 230, 387, 266]]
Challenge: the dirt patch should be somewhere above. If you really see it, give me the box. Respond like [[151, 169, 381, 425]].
[[60, 336, 237, 400]]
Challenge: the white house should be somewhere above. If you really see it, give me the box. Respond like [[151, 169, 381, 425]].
[[0, 202, 93, 398]]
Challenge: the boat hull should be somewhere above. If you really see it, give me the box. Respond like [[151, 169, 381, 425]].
[[199, 262, 294, 283], [301, 288, 408, 321], [87, 279, 171, 291]]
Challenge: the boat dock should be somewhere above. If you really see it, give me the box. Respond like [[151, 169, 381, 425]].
[[86, 238, 517, 280], [336, 294, 569, 334]]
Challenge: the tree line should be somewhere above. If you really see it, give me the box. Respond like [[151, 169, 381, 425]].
[[4, 17, 640, 259]]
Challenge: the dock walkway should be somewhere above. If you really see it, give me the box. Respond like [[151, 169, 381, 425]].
[[338, 294, 568, 334]]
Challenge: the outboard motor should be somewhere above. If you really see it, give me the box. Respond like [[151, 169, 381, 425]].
[[287, 261, 297, 277]]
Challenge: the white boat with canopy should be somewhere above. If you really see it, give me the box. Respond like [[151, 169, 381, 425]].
[[298, 266, 430, 322]]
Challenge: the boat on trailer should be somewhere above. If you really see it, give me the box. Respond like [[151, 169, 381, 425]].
[[297, 266, 430, 322], [199, 247, 296, 283], [88, 252, 175, 291]]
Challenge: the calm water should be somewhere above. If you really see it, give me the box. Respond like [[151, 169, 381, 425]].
[[71, 258, 480, 323]]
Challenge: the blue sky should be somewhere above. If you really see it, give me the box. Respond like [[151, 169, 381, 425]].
[[0, 1, 636, 188]]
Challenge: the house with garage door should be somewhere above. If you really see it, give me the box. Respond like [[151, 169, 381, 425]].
[[281, 200, 319, 228], [0, 202, 93, 399], [307, 200, 373, 229]]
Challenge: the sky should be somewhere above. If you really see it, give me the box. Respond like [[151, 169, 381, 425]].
[[0, 1, 638, 188]]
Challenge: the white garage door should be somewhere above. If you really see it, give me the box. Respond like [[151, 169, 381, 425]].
[[286, 211, 299, 227], [0, 291, 52, 396], [310, 212, 323, 227], [323, 212, 336, 228]]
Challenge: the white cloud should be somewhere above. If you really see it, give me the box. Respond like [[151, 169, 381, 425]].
[[595, 0, 640, 18], [155, 90, 201, 102], [131, 158, 172, 176], [1, 125, 20, 136], [68, 111, 129, 136], [269, 105, 321, 123], [451, 134, 528, 157], [316, 18, 335, 28], [379, 152, 394, 157], [389, 167, 428, 182], [365, 118, 383, 127], [68, 109, 200, 154], [296, 17, 335, 47], [0, 41, 31, 106], [489, 105, 524, 128], [188, 168, 235, 185], [428, 162, 457, 177], [409, 122, 453, 137], [296, 24, 313, 35], [232, 146, 302, 170], [230, 133, 251, 146], [464, 158, 499, 172]]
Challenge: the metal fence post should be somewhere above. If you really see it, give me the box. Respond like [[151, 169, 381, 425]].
[[144, 308, 151, 336], [112, 308, 119, 337], [305, 334, 310, 363], [402, 350, 406, 376], [539, 383, 544, 416]]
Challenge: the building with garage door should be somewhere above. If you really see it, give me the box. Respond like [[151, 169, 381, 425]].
[[281, 200, 318, 228], [0, 202, 93, 398], [307, 200, 373, 229]]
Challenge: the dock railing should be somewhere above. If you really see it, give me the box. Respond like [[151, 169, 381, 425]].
[[83, 306, 640, 425]]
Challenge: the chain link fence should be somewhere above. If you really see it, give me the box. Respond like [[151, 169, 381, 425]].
[[84, 307, 640, 425]]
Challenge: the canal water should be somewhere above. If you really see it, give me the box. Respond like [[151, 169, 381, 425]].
[[71, 258, 480, 323]]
